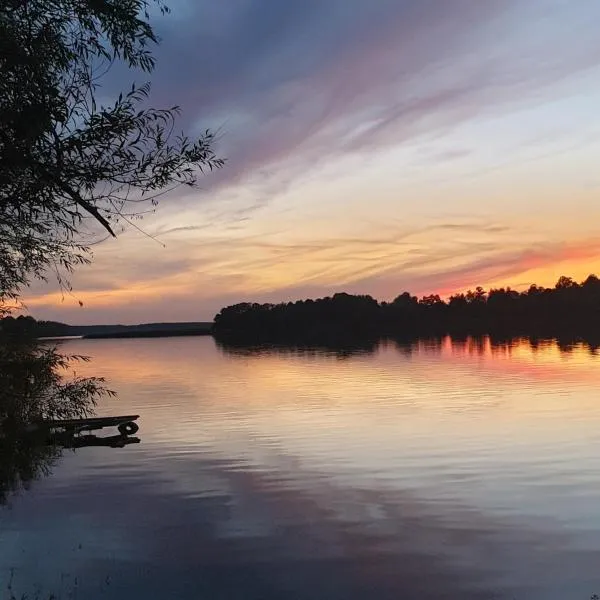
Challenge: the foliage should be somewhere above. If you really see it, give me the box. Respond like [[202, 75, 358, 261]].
[[213, 274, 600, 342], [0, 336, 110, 426], [0, 0, 223, 306]]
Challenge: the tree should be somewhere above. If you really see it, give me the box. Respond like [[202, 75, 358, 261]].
[[582, 274, 600, 289], [448, 292, 467, 309], [555, 276, 577, 290], [527, 284, 545, 296], [392, 292, 418, 309], [419, 294, 443, 307], [0, 0, 223, 306], [465, 286, 486, 304]]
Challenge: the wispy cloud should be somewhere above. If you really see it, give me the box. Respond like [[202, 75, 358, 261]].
[[144, 0, 600, 203]]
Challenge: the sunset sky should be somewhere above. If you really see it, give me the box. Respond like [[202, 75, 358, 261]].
[[24, 0, 600, 324]]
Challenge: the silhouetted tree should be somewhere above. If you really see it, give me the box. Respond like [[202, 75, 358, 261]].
[[0, 0, 223, 307], [555, 275, 577, 289], [419, 294, 443, 307], [583, 274, 600, 289], [392, 292, 418, 309], [448, 292, 467, 309], [466, 286, 486, 305]]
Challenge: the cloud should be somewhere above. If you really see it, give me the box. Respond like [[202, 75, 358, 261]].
[[154, 224, 214, 237], [140, 0, 600, 206]]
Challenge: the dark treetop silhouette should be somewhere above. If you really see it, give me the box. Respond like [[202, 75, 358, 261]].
[[213, 274, 600, 344]]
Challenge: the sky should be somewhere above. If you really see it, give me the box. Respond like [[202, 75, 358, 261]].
[[23, 0, 600, 324]]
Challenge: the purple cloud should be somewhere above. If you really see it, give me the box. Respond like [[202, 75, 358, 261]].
[[131, 0, 600, 206]]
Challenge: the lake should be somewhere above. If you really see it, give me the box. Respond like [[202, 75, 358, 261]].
[[1, 336, 599, 599]]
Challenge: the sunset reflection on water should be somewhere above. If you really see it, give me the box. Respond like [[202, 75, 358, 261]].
[[2, 336, 599, 600]]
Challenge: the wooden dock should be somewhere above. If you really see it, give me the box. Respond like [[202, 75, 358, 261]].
[[40, 415, 140, 436]]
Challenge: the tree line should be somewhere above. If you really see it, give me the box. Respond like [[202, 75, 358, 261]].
[[212, 275, 600, 342]]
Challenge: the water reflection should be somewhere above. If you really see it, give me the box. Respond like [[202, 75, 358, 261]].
[[0, 432, 141, 506], [0, 434, 59, 505], [217, 333, 600, 359], [2, 336, 600, 599], [216, 338, 379, 358]]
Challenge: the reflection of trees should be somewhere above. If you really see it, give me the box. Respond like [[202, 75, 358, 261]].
[[216, 338, 380, 359], [218, 333, 600, 360], [0, 432, 60, 505], [0, 333, 113, 504], [1, 432, 140, 506]]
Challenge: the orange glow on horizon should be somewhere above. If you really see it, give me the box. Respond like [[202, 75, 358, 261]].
[[22, 232, 600, 315], [429, 240, 600, 300]]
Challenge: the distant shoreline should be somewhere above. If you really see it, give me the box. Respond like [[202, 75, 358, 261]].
[[0, 317, 214, 340], [82, 328, 212, 339]]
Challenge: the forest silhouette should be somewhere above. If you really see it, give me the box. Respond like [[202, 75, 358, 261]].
[[212, 274, 600, 344]]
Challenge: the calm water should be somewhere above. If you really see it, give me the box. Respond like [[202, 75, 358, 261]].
[[1, 336, 600, 599]]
